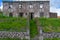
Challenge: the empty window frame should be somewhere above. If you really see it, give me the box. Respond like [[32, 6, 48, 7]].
[[9, 5, 13, 8], [40, 4, 43, 8], [19, 4, 22, 8], [29, 5, 33, 8]]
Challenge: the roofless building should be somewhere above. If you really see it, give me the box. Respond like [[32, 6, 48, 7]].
[[3, 0, 50, 19]]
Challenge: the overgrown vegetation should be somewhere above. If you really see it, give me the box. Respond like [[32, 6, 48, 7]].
[[1, 11, 60, 39], [39, 18, 60, 32], [0, 12, 27, 32], [44, 38, 60, 40], [30, 19, 38, 38]]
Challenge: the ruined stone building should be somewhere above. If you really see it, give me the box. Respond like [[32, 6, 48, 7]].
[[49, 12, 57, 18], [3, 0, 50, 19]]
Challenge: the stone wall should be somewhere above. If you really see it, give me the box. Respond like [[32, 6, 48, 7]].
[[39, 27, 60, 40], [0, 31, 60, 40], [43, 32, 60, 38], [49, 12, 57, 18], [0, 31, 30, 40]]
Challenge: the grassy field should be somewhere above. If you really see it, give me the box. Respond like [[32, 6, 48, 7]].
[[44, 38, 60, 40], [30, 19, 39, 38], [0, 17, 27, 32], [30, 18, 60, 38], [39, 18, 60, 32], [0, 12, 27, 32]]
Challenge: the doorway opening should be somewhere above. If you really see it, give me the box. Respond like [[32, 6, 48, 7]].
[[29, 12, 34, 19], [19, 12, 23, 17], [9, 13, 13, 17], [40, 12, 44, 17]]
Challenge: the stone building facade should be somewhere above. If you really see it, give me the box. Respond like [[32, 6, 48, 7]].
[[3, 0, 50, 19]]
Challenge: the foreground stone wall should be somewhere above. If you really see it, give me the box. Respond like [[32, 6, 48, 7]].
[[38, 32, 60, 40], [43, 32, 60, 38], [0, 31, 30, 40], [38, 27, 60, 40], [0, 32, 60, 40]]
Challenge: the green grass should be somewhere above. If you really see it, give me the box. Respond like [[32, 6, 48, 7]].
[[39, 18, 60, 32], [0, 38, 28, 40], [44, 38, 60, 40], [0, 17, 27, 32], [0, 13, 27, 32], [29, 18, 60, 38], [0, 38, 20, 40], [30, 19, 38, 38]]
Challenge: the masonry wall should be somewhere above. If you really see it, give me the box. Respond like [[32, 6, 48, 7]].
[[3, 1, 50, 18], [49, 12, 57, 18], [0, 31, 30, 40]]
